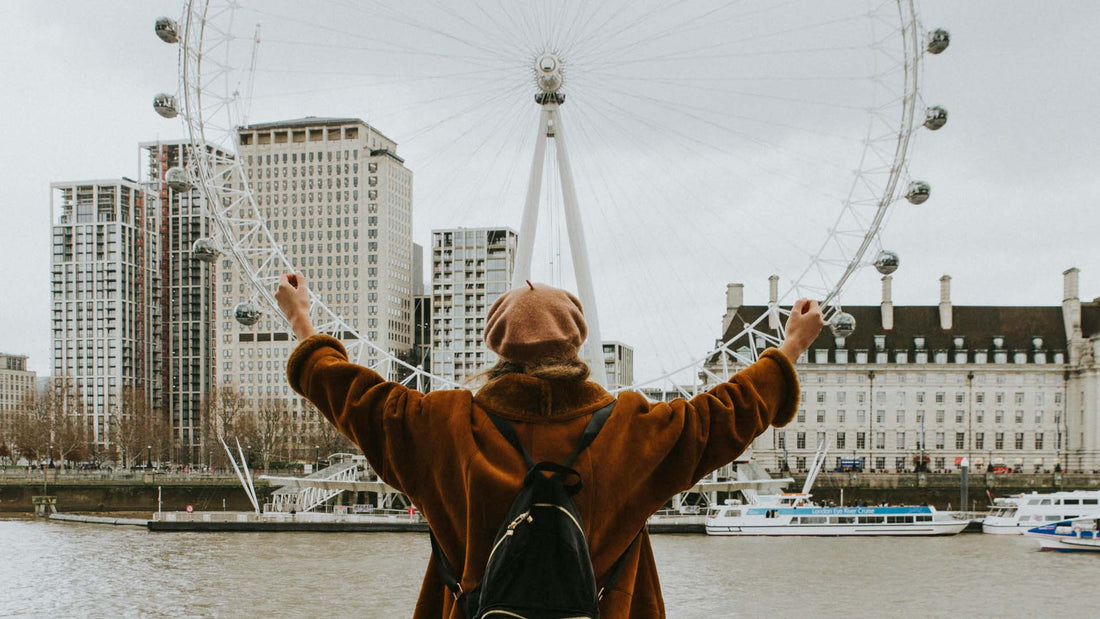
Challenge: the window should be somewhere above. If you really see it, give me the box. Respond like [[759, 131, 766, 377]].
[[896, 432, 906, 449], [777, 432, 786, 449], [1015, 432, 1024, 450], [935, 432, 945, 449], [895, 457, 907, 472], [936, 410, 945, 423], [856, 409, 866, 423], [796, 432, 806, 449], [875, 457, 886, 471], [876, 432, 886, 449], [797, 409, 806, 423], [995, 432, 1004, 450], [816, 410, 826, 423], [976, 392, 985, 404], [836, 432, 846, 449], [977, 410, 985, 423], [935, 392, 945, 404], [856, 432, 866, 449], [1035, 433, 1044, 450], [876, 410, 885, 423], [816, 392, 826, 403], [1014, 392, 1025, 404], [975, 433, 984, 450], [995, 410, 1004, 424], [1035, 411, 1043, 424], [837, 409, 846, 423], [955, 410, 964, 424], [916, 392, 925, 404], [956, 432, 965, 449], [1015, 410, 1024, 424]]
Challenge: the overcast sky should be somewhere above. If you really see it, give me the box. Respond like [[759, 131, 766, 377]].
[[1, 1, 1097, 378]]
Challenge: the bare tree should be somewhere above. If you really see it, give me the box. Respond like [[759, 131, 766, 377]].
[[111, 386, 158, 469], [251, 398, 290, 469], [11, 390, 51, 466]]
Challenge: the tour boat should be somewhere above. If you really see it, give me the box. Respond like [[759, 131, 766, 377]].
[[705, 444, 967, 537], [981, 490, 1100, 535], [1024, 515, 1100, 552]]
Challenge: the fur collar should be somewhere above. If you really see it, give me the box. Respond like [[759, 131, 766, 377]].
[[473, 373, 615, 422]]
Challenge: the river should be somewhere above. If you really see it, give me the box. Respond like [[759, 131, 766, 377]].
[[0, 520, 1093, 618]]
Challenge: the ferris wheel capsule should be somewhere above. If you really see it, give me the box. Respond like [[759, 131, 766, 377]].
[[153, 93, 179, 119], [234, 301, 262, 326], [830, 311, 856, 338], [905, 181, 931, 205], [191, 238, 219, 263], [923, 106, 948, 130], [927, 29, 950, 54], [873, 250, 900, 275], [165, 167, 192, 193], [154, 17, 180, 44]]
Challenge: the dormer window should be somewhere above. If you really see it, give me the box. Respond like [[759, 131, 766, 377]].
[[992, 336, 1005, 349], [835, 337, 846, 348], [874, 335, 886, 351], [953, 336, 965, 349], [1032, 336, 1043, 349], [914, 336, 926, 349]]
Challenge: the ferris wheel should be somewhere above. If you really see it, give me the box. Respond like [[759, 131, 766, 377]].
[[152, 1, 950, 395]]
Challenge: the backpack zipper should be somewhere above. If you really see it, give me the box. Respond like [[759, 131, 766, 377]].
[[486, 510, 533, 567]]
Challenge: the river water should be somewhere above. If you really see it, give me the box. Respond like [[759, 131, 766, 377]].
[[0, 520, 1093, 618]]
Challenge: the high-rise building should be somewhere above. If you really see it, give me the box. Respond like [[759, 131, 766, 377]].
[[430, 227, 517, 384], [602, 341, 634, 391], [50, 180, 159, 452], [716, 270, 1100, 473], [221, 117, 415, 454], [0, 353, 37, 433], [141, 140, 221, 463]]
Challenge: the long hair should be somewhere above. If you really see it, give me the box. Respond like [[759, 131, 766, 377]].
[[473, 354, 591, 386]]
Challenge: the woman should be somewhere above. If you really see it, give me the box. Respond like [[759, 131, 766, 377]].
[[277, 275, 824, 618]]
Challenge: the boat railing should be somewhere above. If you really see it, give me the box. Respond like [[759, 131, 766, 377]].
[[945, 510, 988, 521]]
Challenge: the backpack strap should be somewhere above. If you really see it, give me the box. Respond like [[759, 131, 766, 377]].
[[430, 528, 477, 612], [486, 413, 536, 468], [564, 400, 616, 468]]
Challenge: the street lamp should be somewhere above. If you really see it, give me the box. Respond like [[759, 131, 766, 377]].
[[314, 445, 320, 471], [147, 445, 152, 470]]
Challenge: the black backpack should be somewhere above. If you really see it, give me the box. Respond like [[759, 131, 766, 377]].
[[430, 400, 637, 619]]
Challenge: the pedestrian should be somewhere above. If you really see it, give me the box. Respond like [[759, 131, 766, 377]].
[[277, 274, 823, 618]]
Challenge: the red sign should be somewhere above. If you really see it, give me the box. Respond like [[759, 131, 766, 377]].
[[185, 504, 194, 513]]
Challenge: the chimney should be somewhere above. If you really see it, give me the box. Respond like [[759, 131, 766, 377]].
[[939, 275, 952, 330], [768, 275, 780, 329], [1063, 268, 1082, 364], [881, 275, 894, 330], [722, 283, 744, 335]]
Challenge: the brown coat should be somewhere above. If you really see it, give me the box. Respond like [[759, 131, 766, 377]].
[[287, 334, 800, 618]]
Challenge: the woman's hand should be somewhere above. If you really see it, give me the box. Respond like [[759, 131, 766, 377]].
[[276, 273, 316, 340], [779, 299, 825, 363]]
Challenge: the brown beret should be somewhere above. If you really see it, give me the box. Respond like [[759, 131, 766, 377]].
[[484, 281, 587, 364]]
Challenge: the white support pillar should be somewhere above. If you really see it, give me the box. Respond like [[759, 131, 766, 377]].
[[511, 108, 552, 287], [550, 107, 607, 387]]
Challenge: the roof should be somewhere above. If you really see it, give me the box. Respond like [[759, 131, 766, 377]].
[[722, 304, 1072, 354], [238, 116, 398, 145], [1082, 301, 1100, 338]]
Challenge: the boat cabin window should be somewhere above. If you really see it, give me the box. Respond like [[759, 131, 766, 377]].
[[886, 516, 915, 524], [1063, 499, 1079, 505], [797, 516, 827, 525], [1039, 499, 1052, 505], [916, 515, 932, 522], [858, 516, 884, 524], [1083, 499, 1099, 505], [832, 516, 856, 524], [1027, 499, 1040, 505], [1045, 515, 1064, 521]]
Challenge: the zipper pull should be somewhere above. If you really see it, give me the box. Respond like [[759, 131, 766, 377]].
[[506, 510, 531, 532]]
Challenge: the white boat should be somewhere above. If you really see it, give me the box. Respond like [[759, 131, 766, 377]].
[[982, 490, 1100, 535], [1024, 515, 1100, 552], [705, 443, 967, 537]]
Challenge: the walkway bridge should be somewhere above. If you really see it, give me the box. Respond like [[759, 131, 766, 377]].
[[262, 455, 399, 513]]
